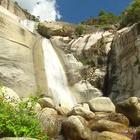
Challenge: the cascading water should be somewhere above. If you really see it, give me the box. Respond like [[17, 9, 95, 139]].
[[42, 38, 76, 109]]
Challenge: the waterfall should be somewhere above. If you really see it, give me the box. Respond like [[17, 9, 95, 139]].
[[42, 38, 76, 109]]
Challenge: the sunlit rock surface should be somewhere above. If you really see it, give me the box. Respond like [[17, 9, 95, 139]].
[[0, 6, 37, 97], [107, 23, 140, 102]]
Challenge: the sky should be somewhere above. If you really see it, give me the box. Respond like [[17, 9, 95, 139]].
[[12, 0, 132, 23]]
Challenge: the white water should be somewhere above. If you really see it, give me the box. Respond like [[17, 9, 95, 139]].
[[42, 38, 76, 109]]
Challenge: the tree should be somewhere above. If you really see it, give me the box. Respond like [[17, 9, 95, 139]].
[[121, 0, 140, 27]]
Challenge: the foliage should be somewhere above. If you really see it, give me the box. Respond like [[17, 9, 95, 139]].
[[81, 10, 119, 27], [0, 91, 48, 140], [75, 25, 85, 36], [98, 10, 119, 25], [37, 23, 52, 38], [121, 0, 140, 27]]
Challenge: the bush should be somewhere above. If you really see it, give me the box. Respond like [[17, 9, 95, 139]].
[[121, 0, 140, 27], [0, 91, 48, 140], [75, 25, 85, 36]]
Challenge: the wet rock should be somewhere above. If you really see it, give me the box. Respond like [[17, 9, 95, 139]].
[[62, 115, 91, 140], [88, 97, 115, 112], [38, 97, 55, 108], [69, 103, 95, 120], [116, 97, 140, 125]]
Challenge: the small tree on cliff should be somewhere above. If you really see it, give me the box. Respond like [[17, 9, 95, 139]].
[[121, 0, 140, 27]]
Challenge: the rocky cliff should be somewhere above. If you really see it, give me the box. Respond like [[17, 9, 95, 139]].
[[0, 5, 38, 97], [0, 0, 38, 21], [106, 23, 140, 102]]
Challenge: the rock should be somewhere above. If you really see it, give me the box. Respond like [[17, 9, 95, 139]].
[[81, 68, 107, 90], [73, 80, 102, 103], [0, 6, 38, 97], [96, 131, 131, 140], [107, 23, 140, 102], [116, 97, 140, 125], [90, 119, 128, 133], [38, 21, 76, 38], [89, 97, 115, 112], [62, 115, 91, 140], [93, 112, 129, 126], [0, 138, 38, 140], [56, 106, 70, 116], [0, 86, 20, 104], [34, 103, 42, 113], [38, 107, 63, 138], [38, 97, 55, 108], [69, 103, 95, 120]]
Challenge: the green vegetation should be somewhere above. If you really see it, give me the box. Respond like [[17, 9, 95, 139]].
[[75, 25, 85, 36], [37, 23, 52, 38], [81, 10, 119, 29], [121, 0, 140, 27], [0, 89, 48, 140]]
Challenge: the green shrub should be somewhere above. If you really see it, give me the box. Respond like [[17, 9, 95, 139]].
[[121, 0, 140, 27], [75, 25, 85, 36], [0, 93, 48, 140], [37, 23, 52, 39]]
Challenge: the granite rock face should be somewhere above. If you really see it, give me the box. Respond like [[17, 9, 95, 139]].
[[0, 6, 38, 97], [0, 0, 38, 20], [107, 23, 140, 102]]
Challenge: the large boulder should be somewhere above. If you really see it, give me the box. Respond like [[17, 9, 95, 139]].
[[38, 97, 55, 108], [38, 107, 63, 138], [88, 97, 115, 112], [73, 80, 102, 103], [116, 97, 140, 125], [95, 131, 131, 140], [107, 23, 140, 102], [0, 86, 20, 104], [62, 115, 91, 140], [68, 103, 95, 120], [90, 119, 128, 133], [93, 112, 129, 126]]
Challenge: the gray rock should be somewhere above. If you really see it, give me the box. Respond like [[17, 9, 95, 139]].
[[38, 97, 55, 108], [89, 97, 115, 112], [107, 23, 140, 102], [116, 97, 140, 125], [62, 115, 91, 140], [69, 103, 95, 120]]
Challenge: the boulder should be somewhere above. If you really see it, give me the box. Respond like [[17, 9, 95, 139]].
[[96, 131, 131, 140], [38, 97, 55, 108], [56, 106, 70, 116], [88, 97, 115, 112], [62, 115, 91, 140], [38, 108, 63, 138], [0, 86, 20, 104], [93, 112, 129, 126], [116, 97, 140, 125], [73, 80, 102, 103], [90, 119, 128, 133], [69, 103, 95, 120]]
